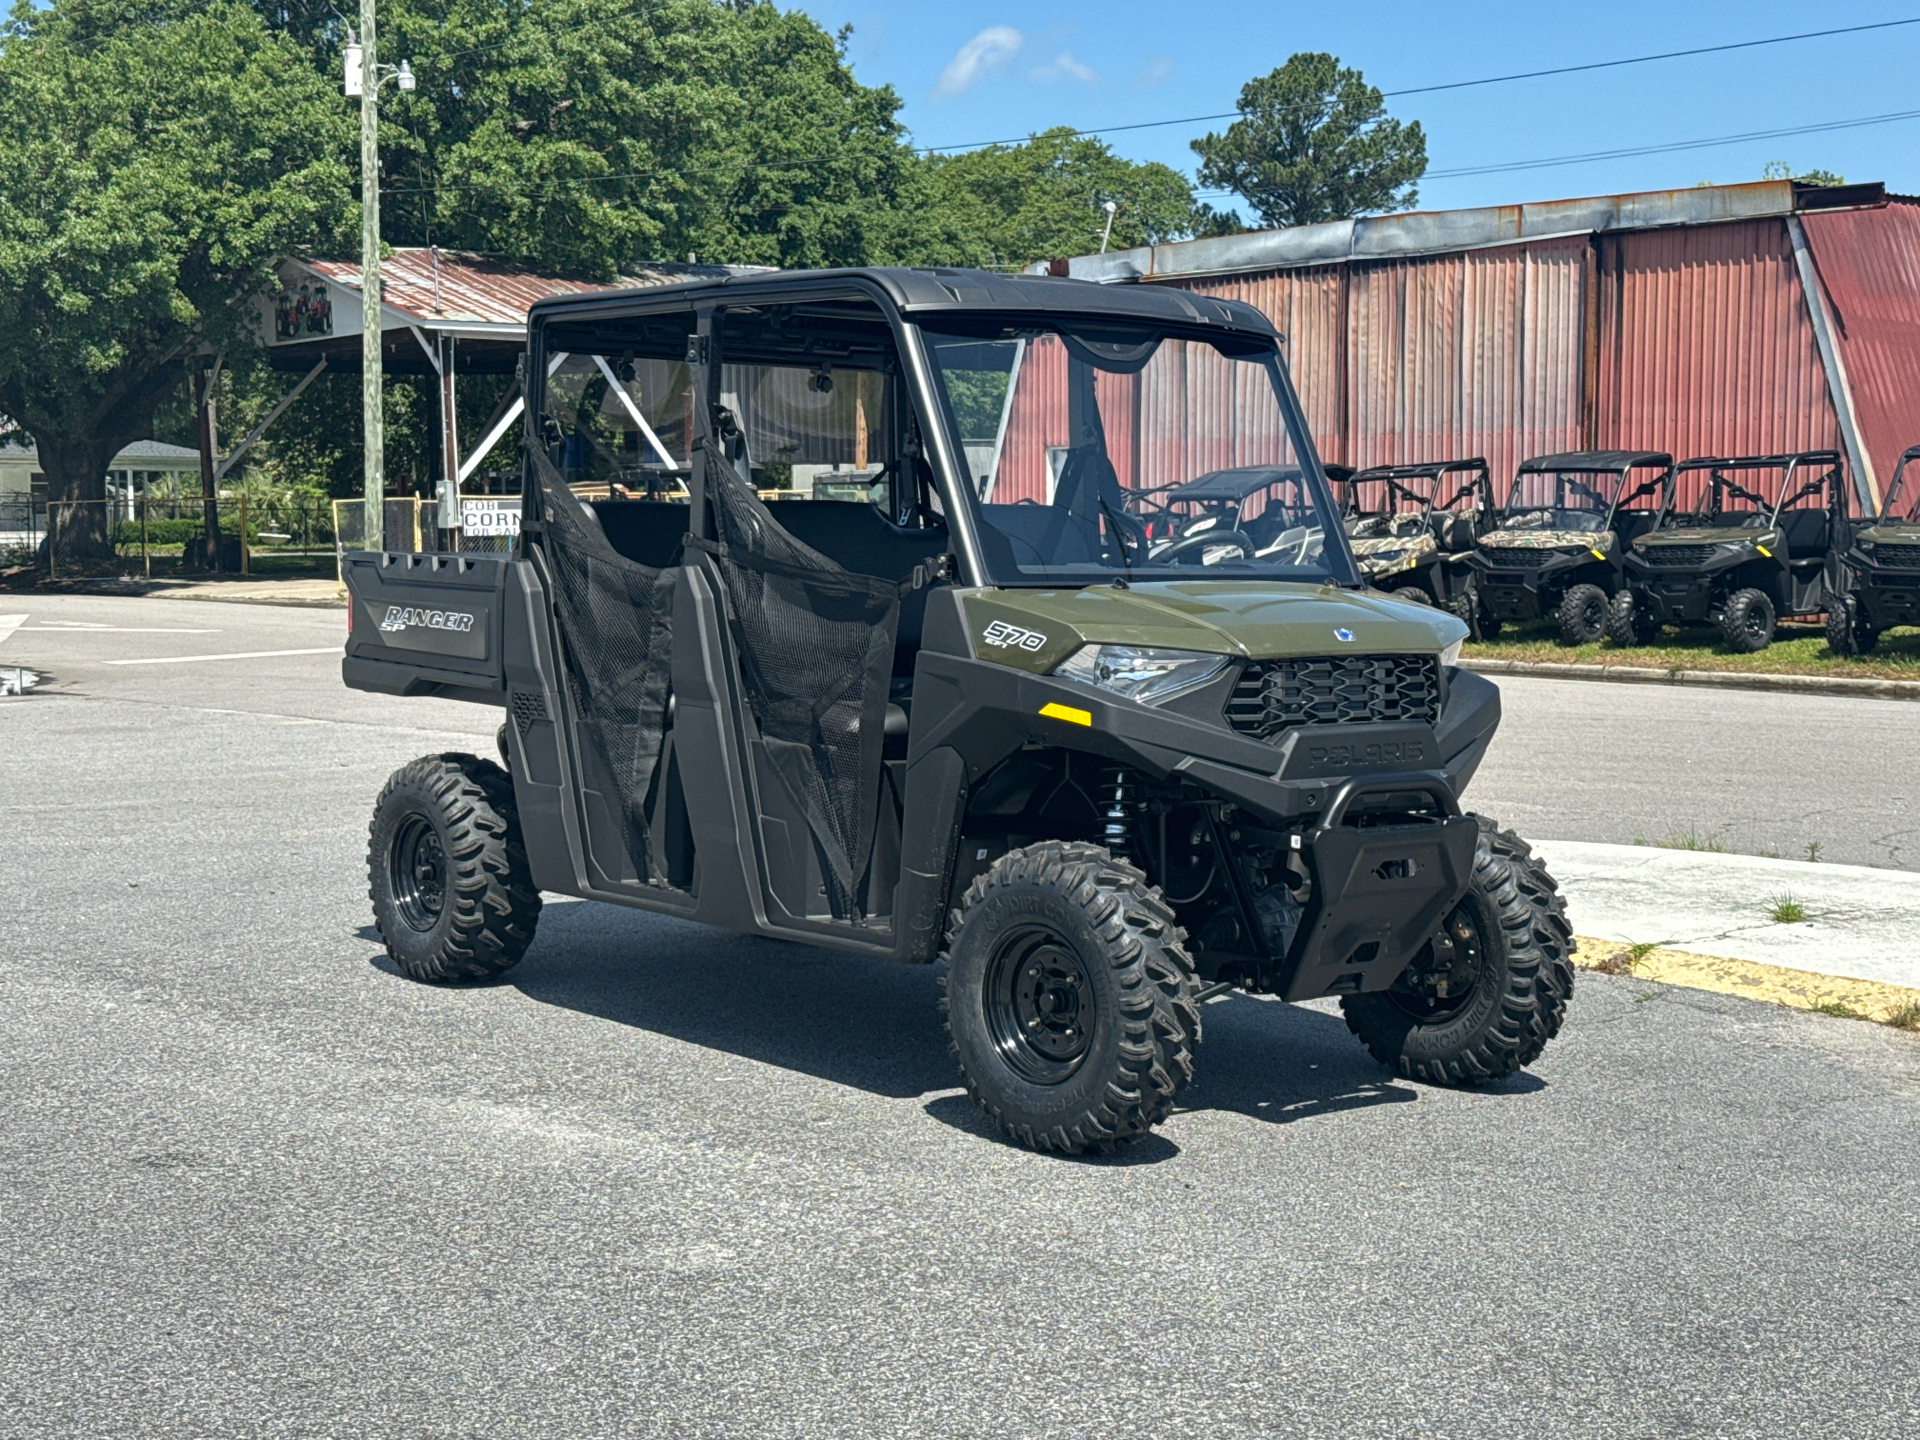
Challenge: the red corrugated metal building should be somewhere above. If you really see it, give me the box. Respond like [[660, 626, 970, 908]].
[[1044, 180, 1917, 510]]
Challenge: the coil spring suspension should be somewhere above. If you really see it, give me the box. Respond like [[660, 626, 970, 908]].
[[1102, 766, 1144, 862]]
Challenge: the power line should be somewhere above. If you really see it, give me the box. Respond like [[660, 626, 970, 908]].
[[917, 17, 1920, 154], [1423, 107, 1920, 179]]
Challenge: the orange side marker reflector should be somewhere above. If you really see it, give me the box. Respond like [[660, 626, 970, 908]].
[[1038, 701, 1093, 726]]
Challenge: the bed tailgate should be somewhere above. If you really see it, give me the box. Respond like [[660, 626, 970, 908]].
[[342, 551, 510, 700]]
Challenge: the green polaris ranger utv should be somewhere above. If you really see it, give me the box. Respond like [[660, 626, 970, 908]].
[[1614, 451, 1851, 653], [1827, 443, 1920, 655], [1465, 450, 1672, 645], [1339, 458, 1492, 629], [342, 268, 1573, 1155]]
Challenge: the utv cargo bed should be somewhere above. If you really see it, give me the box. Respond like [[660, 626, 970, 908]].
[[343, 551, 508, 701]]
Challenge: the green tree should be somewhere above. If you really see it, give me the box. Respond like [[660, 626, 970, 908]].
[[920, 126, 1219, 268], [1191, 53, 1426, 229], [1763, 160, 1845, 187], [260, 0, 922, 278], [0, 0, 353, 560]]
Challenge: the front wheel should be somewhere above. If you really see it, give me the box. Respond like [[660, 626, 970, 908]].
[[1825, 595, 1877, 655], [940, 842, 1201, 1155], [1720, 587, 1776, 652], [1341, 817, 1572, 1086], [1555, 583, 1609, 645], [369, 753, 542, 983]]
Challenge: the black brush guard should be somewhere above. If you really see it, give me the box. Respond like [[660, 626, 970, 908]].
[[1279, 774, 1479, 1002]]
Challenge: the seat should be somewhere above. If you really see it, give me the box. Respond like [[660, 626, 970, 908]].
[[1777, 508, 1830, 558]]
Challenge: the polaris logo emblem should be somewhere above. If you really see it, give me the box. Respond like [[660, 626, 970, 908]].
[[379, 605, 476, 635], [981, 619, 1047, 652], [1333, 627, 1355, 642]]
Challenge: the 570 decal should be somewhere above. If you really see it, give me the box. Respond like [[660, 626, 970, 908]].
[[980, 619, 1048, 652]]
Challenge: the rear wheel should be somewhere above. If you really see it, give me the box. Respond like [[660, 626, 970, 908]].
[[940, 842, 1201, 1155], [1341, 817, 1570, 1085], [1825, 595, 1878, 655], [1555, 583, 1608, 645], [369, 754, 542, 983], [1606, 589, 1659, 646], [1720, 588, 1776, 652]]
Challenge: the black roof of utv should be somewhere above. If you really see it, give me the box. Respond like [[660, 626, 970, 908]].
[[525, 266, 1282, 343], [1517, 449, 1672, 474]]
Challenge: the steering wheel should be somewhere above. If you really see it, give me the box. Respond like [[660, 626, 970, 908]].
[[1102, 502, 1153, 565], [1153, 529, 1255, 565]]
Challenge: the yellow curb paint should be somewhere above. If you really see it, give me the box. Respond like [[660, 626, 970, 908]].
[[1038, 702, 1092, 726], [1573, 936, 1920, 1026]]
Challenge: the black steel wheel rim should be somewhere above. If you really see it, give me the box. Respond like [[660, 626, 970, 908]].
[[1390, 898, 1489, 1022], [389, 812, 448, 933], [985, 923, 1098, 1085], [1740, 605, 1768, 643]]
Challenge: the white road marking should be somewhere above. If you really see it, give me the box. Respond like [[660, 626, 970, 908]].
[[103, 647, 339, 667], [19, 626, 220, 634], [0, 615, 25, 647]]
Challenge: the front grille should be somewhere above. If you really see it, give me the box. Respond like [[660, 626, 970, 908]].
[[1643, 544, 1715, 568], [1226, 654, 1442, 740], [1479, 546, 1551, 568], [1874, 542, 1920, 570]]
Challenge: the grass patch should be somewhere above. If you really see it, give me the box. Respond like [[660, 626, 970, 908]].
[[1590, 939, 1665, 975], [1766, 893, 1807, 924], [1808, 1000, 1863, 1019], [1660, 826, 1726, 853], [1887, 1002, 1920, 1032], [1463, 620, 1920, 682]]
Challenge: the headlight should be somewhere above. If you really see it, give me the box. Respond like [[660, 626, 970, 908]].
[[1052, 645, 1231, 705], [1440, 638, 1464, 668]]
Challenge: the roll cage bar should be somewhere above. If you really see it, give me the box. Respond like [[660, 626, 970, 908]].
[[1344, 458, 1491, 518], [1656, 451, 1849, 530], [1881, 444, 1920, 522], [1498, 450, 1673, 525]]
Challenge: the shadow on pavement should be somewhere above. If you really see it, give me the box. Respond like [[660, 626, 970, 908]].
[[490, 900, 1532, 1147]]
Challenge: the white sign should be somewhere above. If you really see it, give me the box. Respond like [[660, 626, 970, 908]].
[[463, 498, 521, 535]]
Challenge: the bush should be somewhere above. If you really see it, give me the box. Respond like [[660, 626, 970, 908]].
[[116, 515, 247, 546]]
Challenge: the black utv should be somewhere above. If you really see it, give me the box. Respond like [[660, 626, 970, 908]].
[[343, 267, 1573, 1156], [1339, 459, 1492, 629], [1614, 451, 1852, 652], [1827, 442, 1920, 655], [1465, 450, 1673, 645]]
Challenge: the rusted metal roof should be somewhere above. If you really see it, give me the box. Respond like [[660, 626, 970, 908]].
[[1042, 180, 1887, 284], [302, 249, 622, 329], [1799, 199, 1920, 501]]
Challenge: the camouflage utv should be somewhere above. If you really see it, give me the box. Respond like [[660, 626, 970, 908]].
[[1340, 458, 1493, 633], [1465, 450, 1672, 645], [1828, 443, 1920, 654]]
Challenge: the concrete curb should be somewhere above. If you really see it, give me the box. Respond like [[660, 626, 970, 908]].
[[1463, 656, 1920, 701], [1573, 936, 1920, 1028]]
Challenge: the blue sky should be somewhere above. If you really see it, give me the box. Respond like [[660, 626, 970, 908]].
[[802, 1, 1920, 221]]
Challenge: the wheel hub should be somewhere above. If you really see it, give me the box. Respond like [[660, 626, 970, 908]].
[[986, 927, 1097, 1083], [389, 813, 448, 933], [1391, 902, 1487, 1021]]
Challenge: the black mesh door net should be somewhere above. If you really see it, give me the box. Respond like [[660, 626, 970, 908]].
[[689, 447, 901, 917], [531, 446, 677, 882]]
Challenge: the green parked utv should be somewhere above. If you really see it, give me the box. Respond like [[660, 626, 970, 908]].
[[1339, 458, 1493, 631], [342, 268, 1574, 1156], [1827, 443, 1920, 655], [1614, 451, 1851, 653], [1465, 450, 1673, 645]]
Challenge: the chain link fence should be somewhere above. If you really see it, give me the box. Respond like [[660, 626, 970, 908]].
[[2, 494, 339, 578], [330, 496, 520, 583]]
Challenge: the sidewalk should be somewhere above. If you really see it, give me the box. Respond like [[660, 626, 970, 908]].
[[1534, 840, 1920, 989], [75, 576, 345, 608]]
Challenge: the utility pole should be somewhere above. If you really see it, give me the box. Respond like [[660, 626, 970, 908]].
[[344, 9, 412, 553]]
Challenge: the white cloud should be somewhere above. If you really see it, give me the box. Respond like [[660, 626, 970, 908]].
[[933, 26, 1023, 98], [1030, 51, 1097, 85], [1133, 56, 1174, 89]]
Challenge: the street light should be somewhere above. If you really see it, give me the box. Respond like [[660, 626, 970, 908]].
[[1098, 199, 1119, 255], [343, 9, 415, 553]]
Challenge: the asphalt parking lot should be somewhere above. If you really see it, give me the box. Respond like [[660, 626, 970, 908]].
[[3, 594, 1917, 1438]]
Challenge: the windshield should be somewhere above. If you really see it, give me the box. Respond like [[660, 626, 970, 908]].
[[1497, 469, 1626, 532], [921, 322, 1350, 585], [1887, 461, 1920, 523]]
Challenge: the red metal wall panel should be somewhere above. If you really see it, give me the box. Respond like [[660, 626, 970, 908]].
[[1594, 219, 1839, 504], [1800, 200, 1920, 505]]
